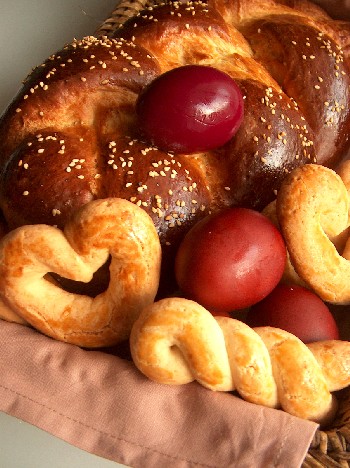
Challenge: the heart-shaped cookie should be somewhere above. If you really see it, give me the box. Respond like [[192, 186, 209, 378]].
[[0, 198, 161, 347]]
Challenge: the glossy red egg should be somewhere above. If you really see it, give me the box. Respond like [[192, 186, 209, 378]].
[[245, 284, 340, 343], [136, 65, 244, 153], [174, 208, 286, 313]]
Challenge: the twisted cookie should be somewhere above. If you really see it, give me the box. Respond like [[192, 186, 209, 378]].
[[130, 297, 350, 423], [0, 198, 161, 347]]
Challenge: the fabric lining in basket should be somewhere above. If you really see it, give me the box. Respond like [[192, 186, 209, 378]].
[[94, 0, 350, 466]]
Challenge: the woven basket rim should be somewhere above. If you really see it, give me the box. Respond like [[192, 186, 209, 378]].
[[95, 1, 350, 466], [95, 0, 151, 36]]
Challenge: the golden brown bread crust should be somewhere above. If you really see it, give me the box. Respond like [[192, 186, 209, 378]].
[[0, 198, 161, 347], [130, 296, 350, 423], [1, 0, 350, 295]]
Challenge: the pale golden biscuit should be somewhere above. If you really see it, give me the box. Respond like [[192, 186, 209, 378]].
[[130, 297, 350, 423], [0, 198, 161, 348], [0, 297, 27, 325]]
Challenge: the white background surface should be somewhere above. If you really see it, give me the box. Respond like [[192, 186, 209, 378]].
[[0, 1, 129, 467]]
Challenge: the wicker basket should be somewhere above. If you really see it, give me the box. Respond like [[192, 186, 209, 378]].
[[95, 1, 350, 466]]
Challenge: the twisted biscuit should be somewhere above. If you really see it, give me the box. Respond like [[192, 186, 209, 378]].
[[1, 0, 350, 295], [0, 198, 161, 348], [130, 297, 350, 423]]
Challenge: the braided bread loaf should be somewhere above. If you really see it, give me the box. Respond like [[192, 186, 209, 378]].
[[0, 0, 350, 294], [130, 297, 350, 424]]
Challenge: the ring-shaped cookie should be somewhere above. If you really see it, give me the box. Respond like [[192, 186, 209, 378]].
[[277, 164, 350, 304]]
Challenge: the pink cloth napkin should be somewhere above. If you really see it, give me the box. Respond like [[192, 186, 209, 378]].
[[0, 319, 317, 468]]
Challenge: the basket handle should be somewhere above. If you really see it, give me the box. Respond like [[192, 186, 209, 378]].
[[95, 0, 154, 36]]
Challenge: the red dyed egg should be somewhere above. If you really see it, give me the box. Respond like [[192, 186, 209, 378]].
[[175, 207, 286, 313], [245, 284, 340, 343], [136, 65, 244, 153]]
